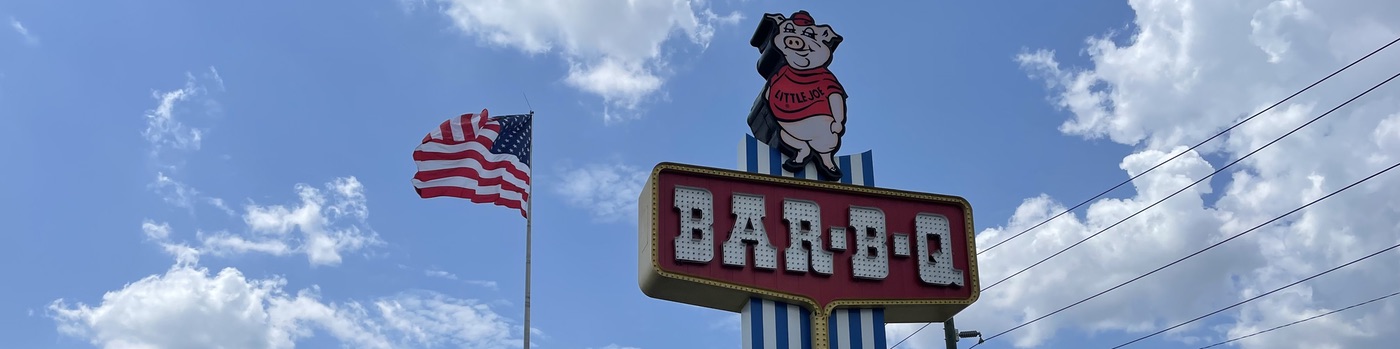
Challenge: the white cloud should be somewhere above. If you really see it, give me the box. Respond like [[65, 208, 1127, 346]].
[[142, 177, 382, 267], [200, 231, 295, 256], [430, 0, 742, 122], [425, 269, 458, 280], [374, 292, 518, 347], [142, 68, 230, 215], [464, 280, 499, 290], [395, 0, 432, 14], [208, 66, 226, 91], [143, 74, 209, 156], [423, 269, 499, 291], [151, 171, 201, 210], [161, 243, 203, 267], [894, 1, 1400, 348], [555, 162, 650, 223], [48, 263, 523, 349], [207, 197, 236, 216], [141, 220, 172, 240], [591, 345, 642, 349], [63, 68, 479, 349], [564, 56, 664, 111], [142, 220, 204, 266], [9, 17, 37, 45], [230, 176, 382, 267], [134, 70, 378, 267]]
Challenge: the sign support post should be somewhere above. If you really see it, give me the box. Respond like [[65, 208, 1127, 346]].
[[944, 318, 957, 349]]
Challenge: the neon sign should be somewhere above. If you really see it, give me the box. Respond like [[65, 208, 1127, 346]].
[[639, 163, 980, 322]]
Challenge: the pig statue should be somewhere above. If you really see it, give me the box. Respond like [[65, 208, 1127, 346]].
[[758, 11, 847, 180]]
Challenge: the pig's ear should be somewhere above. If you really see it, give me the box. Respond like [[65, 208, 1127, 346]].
[[752, 13, 787, 48], [818, 25, 843, 51]]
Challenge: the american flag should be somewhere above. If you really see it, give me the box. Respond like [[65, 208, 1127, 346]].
[[412, 109, 532, 218]]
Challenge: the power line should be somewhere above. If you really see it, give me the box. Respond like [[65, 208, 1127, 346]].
[[891, 323, 936, 349], [981, 69, 1400, 293], [974, 34, 1400, 257], [964, 242, 1400, 349], [975, 157, 1400, 347], [1107, 241, 1400, 348], [1197, 291, 1400, 349], [903, 153, 1400, 349], [889, 35, 1400, 349]]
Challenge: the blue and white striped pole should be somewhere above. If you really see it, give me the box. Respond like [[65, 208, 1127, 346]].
[[740, 135, 875, 186], [738, 135, 887, 348], [742, 298, 813, 349], [828, 308, 887, 349]]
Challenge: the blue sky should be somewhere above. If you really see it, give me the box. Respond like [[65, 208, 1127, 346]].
[[5, 1, 1400, 349]]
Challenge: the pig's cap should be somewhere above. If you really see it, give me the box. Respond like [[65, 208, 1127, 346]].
[[789, 11, 814, 26]]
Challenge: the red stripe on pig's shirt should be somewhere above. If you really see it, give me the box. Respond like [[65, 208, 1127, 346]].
[[767, 66, 846, 122]]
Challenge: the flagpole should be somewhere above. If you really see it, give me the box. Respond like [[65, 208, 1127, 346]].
[[524, 110, 534, 349]]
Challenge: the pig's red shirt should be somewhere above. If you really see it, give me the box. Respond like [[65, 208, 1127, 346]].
[[767, 66, 846, 122]]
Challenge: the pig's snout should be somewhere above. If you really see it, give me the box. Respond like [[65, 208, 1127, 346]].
[[783, 36, 807, 51]]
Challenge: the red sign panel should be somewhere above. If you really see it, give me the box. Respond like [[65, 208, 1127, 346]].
[[638, 163, 979, 322]]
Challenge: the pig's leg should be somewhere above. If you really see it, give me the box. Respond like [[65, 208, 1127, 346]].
[[779, 128, 813, 173], [780, 130, 811, 161], [807, 122, 841, 173], [780, 116, 840, 174]]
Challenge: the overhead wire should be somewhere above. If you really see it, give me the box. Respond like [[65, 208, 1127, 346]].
[[981, 69, 1400, 293], [1105, 241, 1400, 348], [962, 240, 1400, 349], [973, 156, 1400, 348], [980, 69, 1400, 295], [974, 34, 1400, 257], [1196, 291, 1400, 349], [890, 33, 1400, 349]]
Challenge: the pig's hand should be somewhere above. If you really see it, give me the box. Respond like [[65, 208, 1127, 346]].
[[831, 121, 844, 134]]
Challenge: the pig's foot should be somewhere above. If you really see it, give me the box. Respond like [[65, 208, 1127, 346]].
[[782, 147, 811, 173], [780, 132, 813, 173], [815, 153, 842, 180], [782, 156, 808, 173]]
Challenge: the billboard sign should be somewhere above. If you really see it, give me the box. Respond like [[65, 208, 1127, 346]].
[[638, 163, 980, 322]]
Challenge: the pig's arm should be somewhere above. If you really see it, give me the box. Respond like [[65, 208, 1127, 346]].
[[829, 93, 846, 134]]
